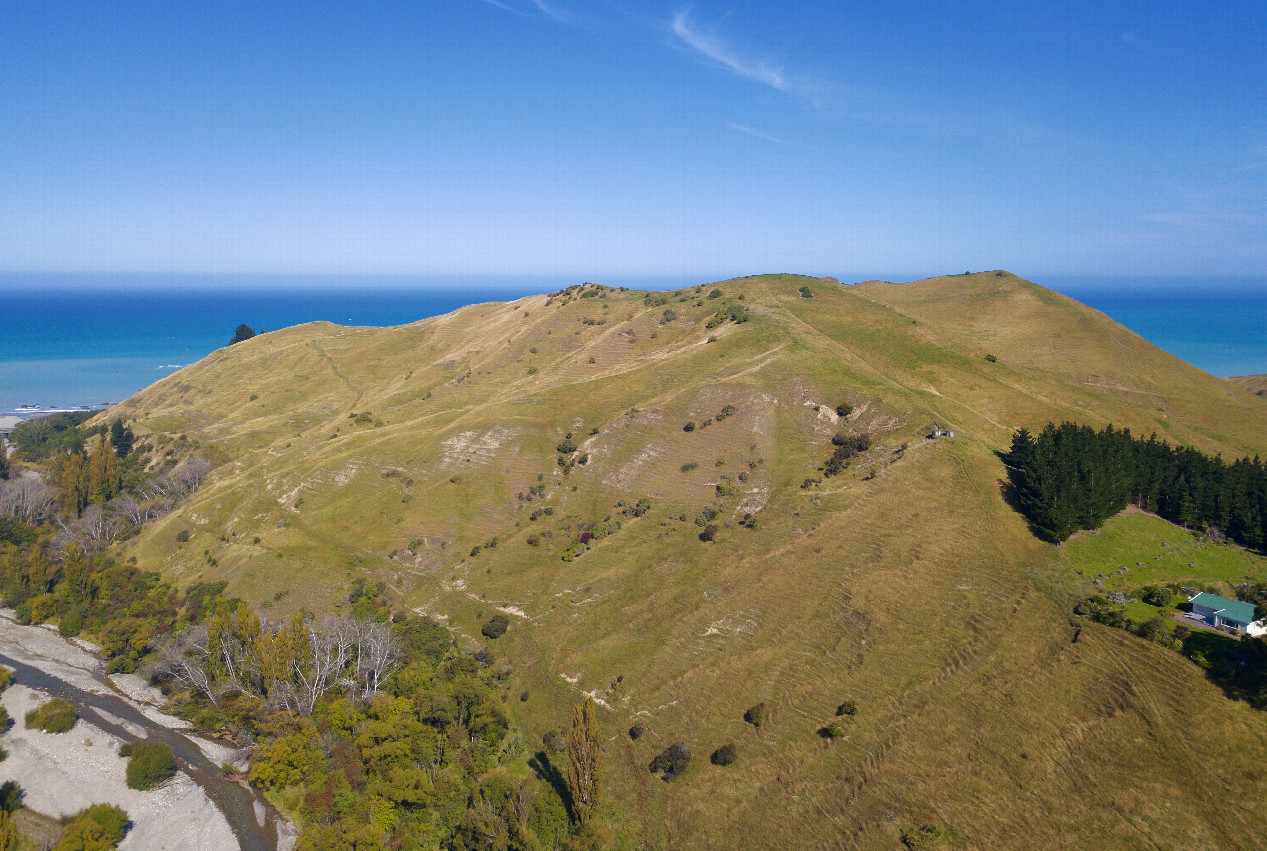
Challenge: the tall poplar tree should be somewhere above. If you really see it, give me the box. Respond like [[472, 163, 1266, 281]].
[[567, 697, 601, 824], [87, 439, 121, 503]]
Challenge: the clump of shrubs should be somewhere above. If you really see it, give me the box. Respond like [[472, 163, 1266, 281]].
[[121, 740, 177, 790], [825, 432, 872, 476], [699, 524, 718, 542], [683, 422, 696, 432], [649, 742, 692, 781], [628, 724, 645, 740], [481, 613, 510, 639], [622, 498, 652, 517], [836, 403, 852, 418], [710, 743, 738, 766], [25, 697, 76, 733], [55, 803, 129, 849], [744, 702, 767, 727], [821, 721, 848, 739], [836, 700, 859, 717]]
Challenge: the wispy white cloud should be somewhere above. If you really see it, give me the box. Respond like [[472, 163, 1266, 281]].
[[477, 0, 526, 15], [477, 0, 575, 24], [726, 122, 792, 147], [532, 0, 576, 25], [671, 11, 789, 92]]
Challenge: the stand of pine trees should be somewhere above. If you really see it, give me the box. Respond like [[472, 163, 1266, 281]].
[[1003, 422, 1267, 549]]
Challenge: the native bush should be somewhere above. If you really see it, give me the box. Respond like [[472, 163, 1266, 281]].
[[744, 702, 767, 727], [836, 700, 859, 717], [683, 422, 695, 433], [53, 803, 129, 850], [121, 740, 176, 790], [26, 697, 76, 733], [699, 524, 718, 542], [481, 614, 510, 639], [628, 723, 645, 740], [710, 743, 737, 766], [649, 742, 692, 781]]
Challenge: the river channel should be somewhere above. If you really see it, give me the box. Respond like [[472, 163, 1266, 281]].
[[0, 619, 285, 850]]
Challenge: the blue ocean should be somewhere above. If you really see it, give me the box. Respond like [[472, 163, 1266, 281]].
[[1, 273, 1264, 415]]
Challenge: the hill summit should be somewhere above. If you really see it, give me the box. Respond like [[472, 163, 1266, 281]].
[[108, 272, 1267, 849]]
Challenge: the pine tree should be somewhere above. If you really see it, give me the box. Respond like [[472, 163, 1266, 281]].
[[567, 697, 601, 824], [109, 418, 134, 458]]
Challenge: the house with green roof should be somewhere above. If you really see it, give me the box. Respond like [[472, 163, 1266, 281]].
[[1188, 592, 1265, 637]]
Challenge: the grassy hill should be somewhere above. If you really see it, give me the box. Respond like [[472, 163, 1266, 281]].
[[1228, 374, 1267, 397], [104, 272, 1267, 849]]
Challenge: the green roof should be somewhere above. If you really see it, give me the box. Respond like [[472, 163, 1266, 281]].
[[1190, 592, 1257, 625]]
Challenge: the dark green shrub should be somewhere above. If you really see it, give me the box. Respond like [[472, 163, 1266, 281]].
[[836, 700, 859, 717], [683, 422, 695, 432], [710, 743, 738, 766], [822, 721, 848, 739], [744, 702, 767, 727], [624, 498, 652, 517], [708, 288, 723, 299], [680, 462, 698, 473], [542, 729, 567, 753], [122, 740, 177, 790], [984, 353, 997, 363], [25, 697, 75, 733], [799, 285, 813, 299], [699, 524, 718, 542], [628, 724, 645, 740], [469, 545, 481, 558], [0, 780, 20, 813], [1141, 586, 1172, 607], [0, 668, 11, 692], [901, 824, 956, 850], [649, 742, 692, 780], [481, 614, 510, 639], [556, 437, 577, 454]]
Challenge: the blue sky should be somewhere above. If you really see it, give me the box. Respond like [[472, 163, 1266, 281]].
[[1, 1, 1264, 280]]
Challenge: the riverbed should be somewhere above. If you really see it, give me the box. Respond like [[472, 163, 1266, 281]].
[[0, 611, 293, 850]]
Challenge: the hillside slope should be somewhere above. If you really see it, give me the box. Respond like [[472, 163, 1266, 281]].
[[107, 273, 1267, 849]]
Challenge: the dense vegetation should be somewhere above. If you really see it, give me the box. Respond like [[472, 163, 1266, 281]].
[[52, 803, 130, 850], [0, 415, 601, 850], [25, 697, 76, 734], [1003, 422, 1267, 548], [120, 740, 176, 790]]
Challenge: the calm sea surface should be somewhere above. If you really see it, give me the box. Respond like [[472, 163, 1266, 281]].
[[1, 274, 1264, 415]]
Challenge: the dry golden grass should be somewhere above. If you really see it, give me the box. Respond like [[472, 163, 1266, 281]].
[[103, 273, 1267, 849]]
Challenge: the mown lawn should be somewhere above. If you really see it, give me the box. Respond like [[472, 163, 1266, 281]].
[[1063, 508, 1267, 594]]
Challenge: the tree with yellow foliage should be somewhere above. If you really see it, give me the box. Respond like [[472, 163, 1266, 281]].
[[567, 698, 601, 824]]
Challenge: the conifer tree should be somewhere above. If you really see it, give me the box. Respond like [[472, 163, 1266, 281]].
[[567, 697, 601, 824], [109, 418, 134, 458]]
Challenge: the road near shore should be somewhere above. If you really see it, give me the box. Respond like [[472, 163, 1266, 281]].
[[0, 611, 293, 850]]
